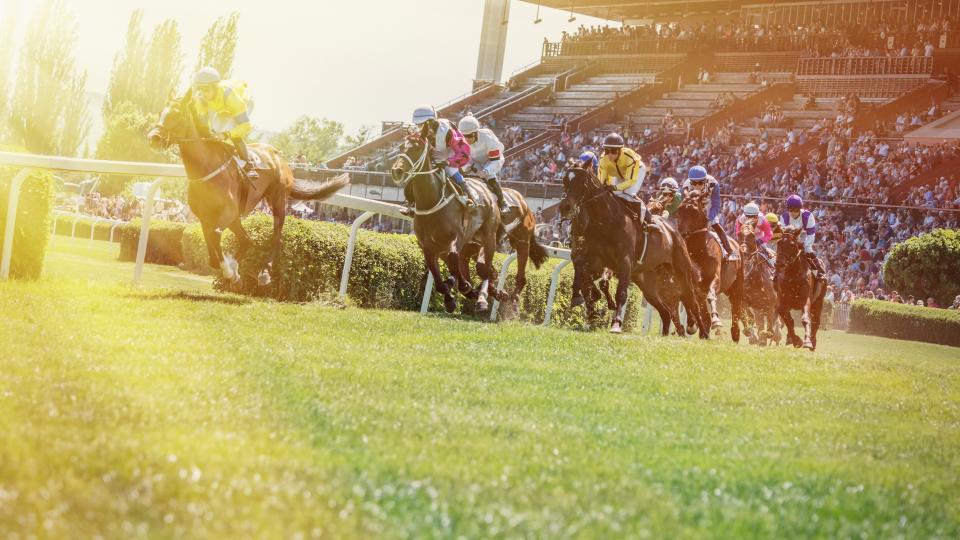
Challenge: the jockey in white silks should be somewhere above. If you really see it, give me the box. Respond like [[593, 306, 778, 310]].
[[458, 115, 509, 213]]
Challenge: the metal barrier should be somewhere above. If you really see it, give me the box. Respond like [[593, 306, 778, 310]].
[[832, 303, 852, 331], [0, 150, 574, 325], [797, 56, 933, 76], [51, 210, 126, 243]]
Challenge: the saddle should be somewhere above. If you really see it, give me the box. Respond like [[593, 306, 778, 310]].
[[612, 191, 650, 225]]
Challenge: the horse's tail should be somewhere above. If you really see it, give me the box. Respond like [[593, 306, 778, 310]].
[[527, 229, 549, 269], [287, 173, 350, 201]]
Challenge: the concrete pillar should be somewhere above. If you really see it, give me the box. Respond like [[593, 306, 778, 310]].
[[475, 0, 511, 84]]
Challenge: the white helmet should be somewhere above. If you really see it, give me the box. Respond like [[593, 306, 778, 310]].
[[458, 115, 480, 135], [193, 66, 221, 86], [412, 105, 437, 126], [743, 202, 760, 216], [659, 177, 679, 190]]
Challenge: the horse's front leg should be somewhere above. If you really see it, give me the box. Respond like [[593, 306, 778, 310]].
[[201, 223, 234, 282], [801, 297, 814, 350], [262, 210, 286, 286], [610, 259, 632, 334], [707, 278, 722, 330], [778, 304, 801, 348], [425, 250, 457, 313]]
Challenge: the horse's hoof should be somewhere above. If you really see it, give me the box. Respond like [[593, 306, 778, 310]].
[[465, 289, 480, 300], [257, 270, 272, 287], [444, 276, 457, 290], [571, 294, 585, 308], [606, 300, 616, 310], [477, 300, 489, 312], [443, 295, 457, 313], [609, 323, 623, 334]]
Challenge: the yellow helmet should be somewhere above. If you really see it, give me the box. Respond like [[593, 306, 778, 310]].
[[765, 212, 779, 224]]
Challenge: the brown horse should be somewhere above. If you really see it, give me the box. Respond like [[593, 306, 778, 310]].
[[558, 167, 708, 337], [148, 90, 347, 285], [738, 221, 780, 345], [675, 190, 744, 342], [774, 227, 826, 350], [391, 133, 527, 313]]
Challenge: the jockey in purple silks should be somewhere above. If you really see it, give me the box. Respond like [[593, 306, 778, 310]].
[[780, 194, 826, 277]]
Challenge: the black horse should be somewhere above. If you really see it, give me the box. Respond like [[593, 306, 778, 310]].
[[774, 227, 826, 350], [558, 167, 707, 337]]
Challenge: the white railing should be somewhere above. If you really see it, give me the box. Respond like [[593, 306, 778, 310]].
[[0, 150, 572, 325], [52, 210, 126, 243]]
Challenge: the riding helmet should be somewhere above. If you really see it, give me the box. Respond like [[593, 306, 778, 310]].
[[687, 165, 708, 182], [659, 177, 679, 191], [458, 115, 480, 135], [602, 133, 624, 151], [765, 212, 779, 224], [743, 202, 760, 216], [193, 66, 222, 87], [786, 194, 803, 209], [579, 150, 598, 169], [412, 105, 437, 126]]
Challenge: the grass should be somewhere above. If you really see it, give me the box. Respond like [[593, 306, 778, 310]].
[[0, 238, 957, 538]]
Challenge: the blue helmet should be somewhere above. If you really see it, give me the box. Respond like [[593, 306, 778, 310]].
[[688, 165, 708, 182], [579, 150, 598, 171], [786, 194, 803, 209]]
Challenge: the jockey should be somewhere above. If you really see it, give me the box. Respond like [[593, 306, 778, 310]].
[[192, 67, 258, 180], [735, 202, 774, 267], [578, 150, 599, 174], [598, 133, 652, 225], [780, 194, 825, 277], [681, 165, 736, 260], [766, 212, 783, 246], [458, 115, 507, 213], [656, 177, 682, 217], [598, 133, 647, 197], [412, 105, 473, 206]]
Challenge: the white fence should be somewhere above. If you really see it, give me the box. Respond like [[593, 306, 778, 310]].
[[0, 150, 573, 325]]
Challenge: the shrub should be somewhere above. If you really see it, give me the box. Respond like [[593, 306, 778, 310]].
[[884, 229, 960, 308], [0, 155, 55, 280], [848, 299, 960, 347], [118, 219, 187, 266], [181, 213, 642, 330]]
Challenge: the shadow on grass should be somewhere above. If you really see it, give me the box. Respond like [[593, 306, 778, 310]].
[[125, 290, 254, 306]]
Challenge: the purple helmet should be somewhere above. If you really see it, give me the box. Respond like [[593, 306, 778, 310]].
[[688, 165, 708, 182], [786, 194, 803, 209]]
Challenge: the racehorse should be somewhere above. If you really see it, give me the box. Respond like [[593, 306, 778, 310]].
[[675, 190, 744, 343], [390, 133, 547, 313], [774, 227, 826, 350], [148, 90, 347, 285], [558, 167, 708, 337], [738, 221, 780, 345]]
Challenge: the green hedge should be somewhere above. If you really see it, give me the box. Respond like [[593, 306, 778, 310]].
[[848, 299, 960, 347], [884, 229, 960, 309], [0, 155, 55, 280], [181, 214, 641, 330], [118, 219, 187, 266]]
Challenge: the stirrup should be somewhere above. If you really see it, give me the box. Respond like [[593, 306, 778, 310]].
[[457, 195, 474, 207]]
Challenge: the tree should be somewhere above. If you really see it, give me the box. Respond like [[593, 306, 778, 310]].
[[0, 3, 18, 141], [195, 13, 240, 79], [60, 70, 91, 157], [8, 0, 91, 156], [103, 10, 147, 115], [344, 124, 377, 151], [143, 19, 184, 113], [884, 228, 960, 308], [271, 116, 345, 163]]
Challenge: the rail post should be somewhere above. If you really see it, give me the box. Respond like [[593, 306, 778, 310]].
[[133, 179, 162, 286], [110, 222, 121, 243], [0, 168, 32, 279], [420, 272, 434, 314], [489, 251, 517, 321], [542, 259, 570, 327], [338, 210, 375, 301]]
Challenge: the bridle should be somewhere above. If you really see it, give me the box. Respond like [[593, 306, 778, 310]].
[[775, 235, 803, 271], [563, 168, 611, 225], [152, 103, 233, 183], [392, 135, 456, 216]]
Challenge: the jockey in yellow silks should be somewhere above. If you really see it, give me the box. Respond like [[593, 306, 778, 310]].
[[191, 66, 259, 180], [597, 132, 652, 226]]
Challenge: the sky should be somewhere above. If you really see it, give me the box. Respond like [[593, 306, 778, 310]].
[[4, 0, 613, 136]]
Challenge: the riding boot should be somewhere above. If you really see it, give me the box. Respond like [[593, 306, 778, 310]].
[[486, 177, 509, 214], [233, 138, 260, 181], [805, 252, 825, 279], [711, 222, 737, 260], [451, 173, 475, 207]]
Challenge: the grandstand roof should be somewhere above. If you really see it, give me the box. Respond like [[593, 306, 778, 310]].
[[525, 0, 784, 21]]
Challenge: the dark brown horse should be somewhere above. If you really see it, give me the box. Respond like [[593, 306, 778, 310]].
[[391, 133, 544, 313], [774, 227, 826, 350], [559, 167, 708, 337], [148, 90, 347, 285], [738, 221, 780, 345], [675, 190, 744, 342]]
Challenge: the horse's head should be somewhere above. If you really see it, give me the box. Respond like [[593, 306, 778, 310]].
[[147, 90, 199, 149], [558, 166, 600, 219], [676, 190, 707, 236], [390, 132, 431, 185], [775, 226, 803, 271]]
